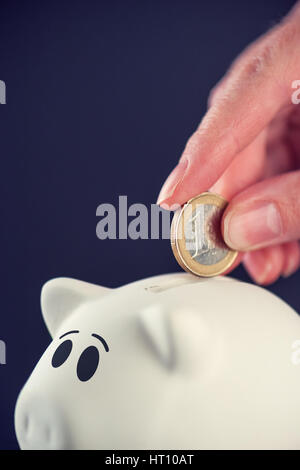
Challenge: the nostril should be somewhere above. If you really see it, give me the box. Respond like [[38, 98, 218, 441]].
[[23, 414, 29, 433], [19, 410, 50, 446], [45, 425, 51, 441]]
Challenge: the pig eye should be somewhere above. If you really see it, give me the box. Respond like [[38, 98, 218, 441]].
[[52, 340, 73, 368], [77, 346, 99, 382]]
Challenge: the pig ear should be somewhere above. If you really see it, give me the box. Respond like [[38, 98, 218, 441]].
[[41, 278, 110, 337], [138, 306, 217, 375], [138, 304, 176, 369]]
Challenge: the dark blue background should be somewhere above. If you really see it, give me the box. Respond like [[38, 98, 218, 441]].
[[0, 0, 298, 450]]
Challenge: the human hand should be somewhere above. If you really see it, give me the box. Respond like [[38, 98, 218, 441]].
[[157, 2, 300, 285]]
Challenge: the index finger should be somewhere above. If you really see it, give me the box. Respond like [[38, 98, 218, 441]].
[[157, 3, 300, 208]]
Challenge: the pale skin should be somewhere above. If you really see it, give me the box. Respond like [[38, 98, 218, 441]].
[[157, 2, 300, 285]]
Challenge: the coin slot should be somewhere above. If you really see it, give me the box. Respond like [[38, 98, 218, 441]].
[[145, 276, 205, 293]]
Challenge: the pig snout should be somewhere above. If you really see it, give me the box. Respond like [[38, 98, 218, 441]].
[[15, 393, 70, 450]]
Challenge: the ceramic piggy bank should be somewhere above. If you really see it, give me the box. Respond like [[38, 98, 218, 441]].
[[15, 273, 300, 450]]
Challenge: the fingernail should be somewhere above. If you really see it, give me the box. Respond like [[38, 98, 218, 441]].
[[156, 159, 188, 206], [224, 201, 282, 250]]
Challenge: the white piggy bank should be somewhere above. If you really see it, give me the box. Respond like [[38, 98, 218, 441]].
[[15, 273, 300, 450]]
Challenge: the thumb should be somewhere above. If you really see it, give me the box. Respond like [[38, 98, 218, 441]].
[[222, 171, 300, 251]]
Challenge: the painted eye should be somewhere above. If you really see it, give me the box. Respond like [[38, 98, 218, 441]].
[[52, 340, 73, 368], [77, 346, 99, 382]]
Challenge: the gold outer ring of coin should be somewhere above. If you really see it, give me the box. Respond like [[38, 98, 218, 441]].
[[170, 192, 238, 277]]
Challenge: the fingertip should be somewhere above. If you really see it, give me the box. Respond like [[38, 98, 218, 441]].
[[282, 241, 300, 278], [156, 159, 188, 207], [243, 245, 284, 285]]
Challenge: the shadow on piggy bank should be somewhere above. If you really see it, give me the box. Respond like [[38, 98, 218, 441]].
[[15, 273, 300, 450]]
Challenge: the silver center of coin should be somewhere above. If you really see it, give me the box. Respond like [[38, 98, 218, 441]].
[[184, 204, 228, 265]]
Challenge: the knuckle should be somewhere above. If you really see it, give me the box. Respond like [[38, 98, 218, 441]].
[[241, 43, 275, 81], [239, 20, 300, 82], [280, 172, 300, 237]]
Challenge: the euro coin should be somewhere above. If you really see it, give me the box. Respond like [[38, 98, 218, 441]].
[[170, 192, 238, 277]]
